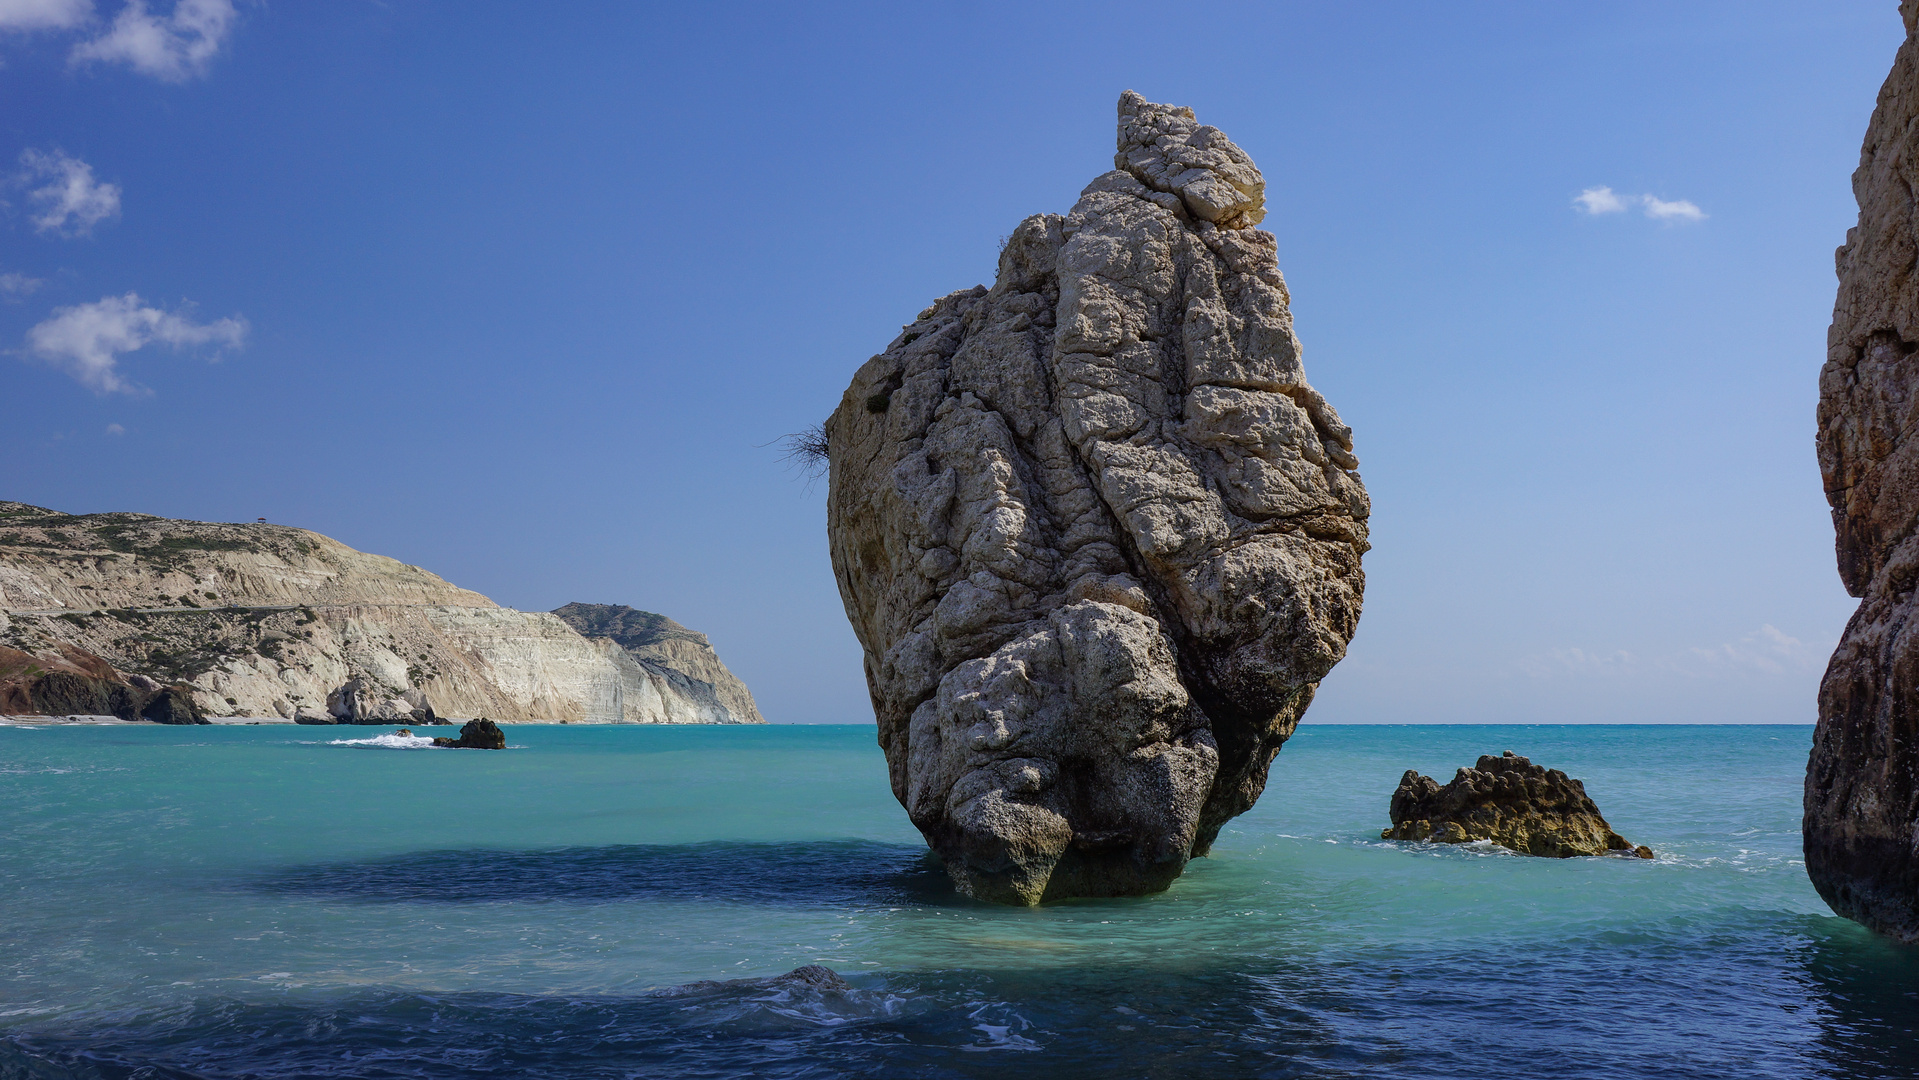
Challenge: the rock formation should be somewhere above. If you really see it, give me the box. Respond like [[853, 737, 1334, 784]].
[[1811, 3, 1919, 943], [433, 718, 506, 749], [1381, 751, 1650, 858], [824, 92, 1369, 904], [553, 603, 763, 724], [0, 502, 761, 726], [0, 643, 204, 723]]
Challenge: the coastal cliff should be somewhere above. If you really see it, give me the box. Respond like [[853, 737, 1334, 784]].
[[0, 502, 761, 725], [824, 92, 1367, 903], [1809, 1, 1919, 942]]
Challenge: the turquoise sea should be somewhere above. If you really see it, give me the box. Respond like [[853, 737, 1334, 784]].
[[0, 723, 1913, 1079]]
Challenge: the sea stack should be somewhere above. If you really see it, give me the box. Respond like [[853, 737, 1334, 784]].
[[824, 92, 1369, 904], [1811, 4, 1919, 942]]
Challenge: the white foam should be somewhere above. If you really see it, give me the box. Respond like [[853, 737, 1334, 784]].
[[327, 732, 441, 750]]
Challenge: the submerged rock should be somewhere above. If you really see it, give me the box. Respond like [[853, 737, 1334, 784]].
[[656, 965, 853, 997], [1811, 3, 1919, 943], [824, 91, 1369, 904], [433, 718, 506, 749], [1382, 751, 1648, 858]]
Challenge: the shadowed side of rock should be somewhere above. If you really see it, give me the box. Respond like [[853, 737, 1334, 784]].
[[825, 92, 1368, 904], [1382, 751, 1647, 858], [1810, 2, 1919, 943]]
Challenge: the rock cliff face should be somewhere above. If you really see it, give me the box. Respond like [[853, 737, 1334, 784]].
[[0, 502, 761, 725], [825, 92, 1368, 904], [553, 603, 764, 725], [1811, 2, 1919, 943]]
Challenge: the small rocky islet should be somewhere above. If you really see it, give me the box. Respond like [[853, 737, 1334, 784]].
[[1381, 751, 1652, 860]]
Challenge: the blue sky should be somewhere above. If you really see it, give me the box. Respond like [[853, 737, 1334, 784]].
[[0, 1, 1897, 724]]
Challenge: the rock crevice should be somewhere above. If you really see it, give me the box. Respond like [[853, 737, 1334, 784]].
[[825, 92, 1368, 904]]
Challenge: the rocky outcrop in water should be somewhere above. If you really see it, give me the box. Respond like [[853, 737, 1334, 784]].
[[1382, 751, 1649, 858], [433, 718, 506, 749], [0, 502, 761, 726], [824, 92, 1369, 904], [1810, 2, 1919, 943]]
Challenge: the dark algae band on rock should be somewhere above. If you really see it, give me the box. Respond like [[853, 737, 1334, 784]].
[[1382, 751, 1651, 859], [1811, 2, 1919, 943], [825, 92, 1368, 904]]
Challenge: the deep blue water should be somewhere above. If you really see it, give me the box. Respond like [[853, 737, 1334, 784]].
[[0, 723, 1913, 1079]]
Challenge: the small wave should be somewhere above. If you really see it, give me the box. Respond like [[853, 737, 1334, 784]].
[[326, 733, 441, 750]]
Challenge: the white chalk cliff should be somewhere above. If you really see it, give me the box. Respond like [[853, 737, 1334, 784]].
[[0, 502, 761, 724]]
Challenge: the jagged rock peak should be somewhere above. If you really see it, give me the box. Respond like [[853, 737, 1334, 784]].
[[1115, 90, 1265, 229], [824, 91, 1368, 904]]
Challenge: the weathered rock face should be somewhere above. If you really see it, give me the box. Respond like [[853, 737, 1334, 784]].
[[0, 642, 205, 724], [825, 92, 1369, 904], [1382, 752, 1648, 859], [0, 502, 761, 726], [553, 603, 764, 725], [433, 718, 506, 749], [1810, 2, 1919, 943]]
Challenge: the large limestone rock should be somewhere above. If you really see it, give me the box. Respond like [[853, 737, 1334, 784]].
[[0, 502, 761, 726], [825, 92, 1369, 904], [1811, 2, 1919, 943]]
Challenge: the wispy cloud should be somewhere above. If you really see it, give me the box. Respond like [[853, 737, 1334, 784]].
[[1520, 625, 1825, 681], [18, 148, 120, 236], [70, 0, 236, 82], [0, 0, 91, 31], [104, 422, 124, 435], [1574, 186, 1629, 215], [1685, 624, 1821, 675], [0, 271, 43, 299], [25, 292, 246, 393], [1642, 195, 1706, 222], [1574, 186, 1707, 223]]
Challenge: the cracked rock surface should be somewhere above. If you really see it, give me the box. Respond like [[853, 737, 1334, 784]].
[[825, 91, 1369, 904], [1810, 1, 1919, 943], [1382, 752, 1648, 859]]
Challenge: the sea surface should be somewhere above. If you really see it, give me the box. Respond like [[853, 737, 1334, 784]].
[[0, 723, 1912, 1079]]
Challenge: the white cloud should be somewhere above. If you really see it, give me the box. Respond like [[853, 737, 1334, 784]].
[[18, 148, 120, 236], [1574, 186, 1629, 215], [1518, 647, 1636, 679], [1685, 624, 1819, 675], [71, 0, 235, 82], [0, 271, 43, 299], [1575, 186, 1707, 223], [1642, 195, 1706, 222], [25, 292, 246, 393], [0, 0, 91, 31], [1521, 624, 1826, 682], [104, 422, 124, 435]]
